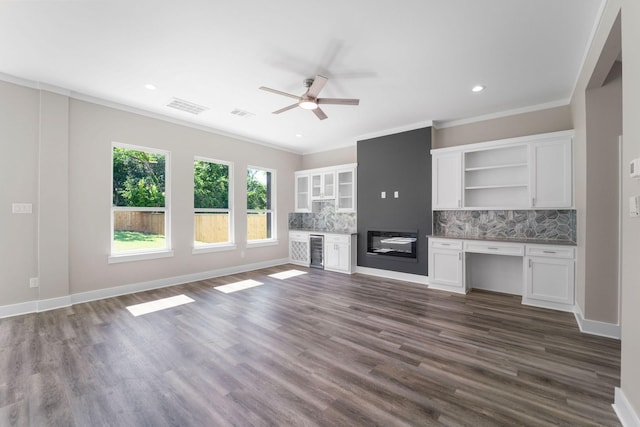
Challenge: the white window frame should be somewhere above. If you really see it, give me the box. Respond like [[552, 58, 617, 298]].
[[193, 156, 235, 254], [109, 142, 172, 263], [247, 165, 277, 246]]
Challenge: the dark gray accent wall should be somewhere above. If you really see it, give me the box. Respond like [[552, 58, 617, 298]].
[[357, 127, 432, 275]]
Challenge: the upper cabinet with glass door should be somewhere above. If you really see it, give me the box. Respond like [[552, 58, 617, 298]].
[[295, 174, 311, 212], [336, 167, 356, 212], [294, 164, 357, 212], [311, 171, 335, 200]]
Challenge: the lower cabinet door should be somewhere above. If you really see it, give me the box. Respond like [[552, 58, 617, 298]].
[[289, 238, 310, 266], [325, 242, 349, 272], [428, 248, 464, 292], [525, 256, 574, 307]]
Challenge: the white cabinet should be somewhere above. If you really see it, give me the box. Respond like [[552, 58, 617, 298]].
[[428, 238, 465, 293], [336, 168, 356, 212], [295, 174, 311, 212], [289, 231, 310, 266], [324, 234, 356, 273], [430, 130, 574, 210], [311, 171, 335, 200], [294, 164, 357, 212], [530, 137, 573, 208], [523, 244, 575, 312], [432, 152, 462, 209]]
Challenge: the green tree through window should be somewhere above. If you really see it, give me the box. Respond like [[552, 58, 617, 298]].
[[113, 147, 165, 207], [247, 167, 274, 241], [194, 159, 232, 246], [111, 145, 168, 254]]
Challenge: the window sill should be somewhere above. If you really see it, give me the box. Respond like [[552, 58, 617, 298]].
[[108, 250, 174, 264], [192, 244, 237, 254], [246, 239, 279, 248]]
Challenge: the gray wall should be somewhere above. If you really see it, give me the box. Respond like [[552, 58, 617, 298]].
[[356, 128, 431, 275], [620, 0, 640, 412], [301, 145, 356, 170], [584, 60, 622, 324], [433, 105, 573, 149]]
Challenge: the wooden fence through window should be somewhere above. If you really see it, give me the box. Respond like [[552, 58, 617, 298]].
[[114, 211, 267, 241]]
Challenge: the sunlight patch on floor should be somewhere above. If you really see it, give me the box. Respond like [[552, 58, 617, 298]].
[[126, 294, 195, 317], [268, 269, 307, 280], [214, 279, 263, 294]]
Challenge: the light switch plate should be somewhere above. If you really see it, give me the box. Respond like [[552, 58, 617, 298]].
[[630, 196, 640, 217], [381, 191, 386, 199], [12, 203, 32, 214]]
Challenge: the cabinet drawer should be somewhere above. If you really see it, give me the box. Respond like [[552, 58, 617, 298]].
[[464, 241, 524, 256], [526, 245, 575, 259], [289, 231, 309, 240], [429, 238, 463, 250], [325, 234, 350, 245]]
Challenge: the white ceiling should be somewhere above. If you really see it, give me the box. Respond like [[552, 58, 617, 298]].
[[0, 0, 603, 154]]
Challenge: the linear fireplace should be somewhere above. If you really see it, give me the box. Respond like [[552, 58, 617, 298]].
[[367, 230, 418, 259]]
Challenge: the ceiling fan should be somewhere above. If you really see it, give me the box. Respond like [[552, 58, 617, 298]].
[[259, 75, 359, 120]]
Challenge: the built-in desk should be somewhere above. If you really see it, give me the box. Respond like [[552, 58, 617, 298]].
[[428, 236, 576, 312]]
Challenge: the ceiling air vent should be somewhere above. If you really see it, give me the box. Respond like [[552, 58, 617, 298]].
[[166, 98, 209, 115], [230, 108, 255, 118]]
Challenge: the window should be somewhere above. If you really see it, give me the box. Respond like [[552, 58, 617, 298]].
[[194, 157, 233, 248], [247, 167, 275, 242], [111, 144, 170, 257]]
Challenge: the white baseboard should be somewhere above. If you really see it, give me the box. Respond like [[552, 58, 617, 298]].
[[0, 300, 38, 319], [574, 304, 621, 339], [355, 266, 428, 285], [0, 258, 289, 319], [37, 296, 72, 312], [521, 297, 575, 313], [613, 387, 640, 427], [427, 282, 467, 295]]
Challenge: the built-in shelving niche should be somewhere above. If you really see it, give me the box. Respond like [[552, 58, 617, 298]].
[[463, 145, 529, 208]]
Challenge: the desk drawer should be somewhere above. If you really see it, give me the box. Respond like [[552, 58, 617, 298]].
[[464, 241, 524, 256], [526, 245, 575, 259], [430, 238, 463, 250]]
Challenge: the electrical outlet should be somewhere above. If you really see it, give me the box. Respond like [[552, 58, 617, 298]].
[[29, 277, 39, 288]]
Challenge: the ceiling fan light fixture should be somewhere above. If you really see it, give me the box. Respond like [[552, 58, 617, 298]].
[[299, 99, 318, 110]]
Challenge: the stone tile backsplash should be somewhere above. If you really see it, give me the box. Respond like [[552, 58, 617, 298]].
[[433, 210, 576, 242], [288, 203, 357, 234]]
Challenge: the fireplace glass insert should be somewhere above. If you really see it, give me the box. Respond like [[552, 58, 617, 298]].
[[367, 230, 418, 258]]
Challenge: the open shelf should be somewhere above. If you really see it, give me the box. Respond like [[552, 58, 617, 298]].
[[463, 144, 529, 207], [465, 162, 528, 172], [465, 184, 528, 190]]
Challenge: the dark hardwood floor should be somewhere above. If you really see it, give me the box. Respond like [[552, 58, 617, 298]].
[[0, 265, 621, 426]]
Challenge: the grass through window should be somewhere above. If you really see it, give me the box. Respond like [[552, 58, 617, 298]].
[[113, 231, 165, 252]]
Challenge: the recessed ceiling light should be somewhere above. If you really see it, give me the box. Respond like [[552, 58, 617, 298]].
[[295, 134, 303, 138], [472, 85, 485, 93], [144, 84, 157, 91]]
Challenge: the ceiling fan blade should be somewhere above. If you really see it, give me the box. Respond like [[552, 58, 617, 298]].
[[306, 75, 328, 98], [313, 107, 328, 120], [259, 86, 300, 100], [272, 103, 299, 114], [317, 98, 360, 106]]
